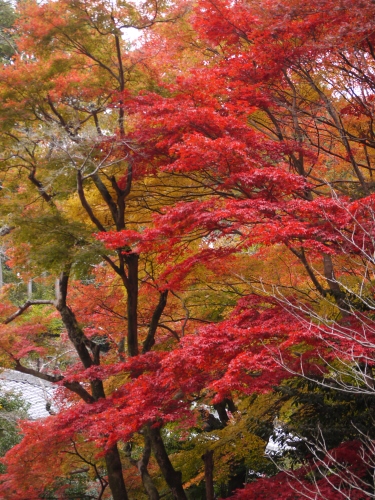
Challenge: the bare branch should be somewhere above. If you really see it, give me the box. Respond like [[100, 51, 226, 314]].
[[4, 300, 54, 324]]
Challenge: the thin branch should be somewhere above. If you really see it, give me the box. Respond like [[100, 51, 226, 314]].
[[142, 290, 168, 354], [4, 300, 54, 324], [77, 170, 106, 232]]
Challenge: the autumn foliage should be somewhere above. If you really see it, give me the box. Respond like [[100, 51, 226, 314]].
[[0, 0, 374, 498]]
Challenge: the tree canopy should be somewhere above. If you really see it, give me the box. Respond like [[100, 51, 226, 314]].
[[0, 0, 375, 498]]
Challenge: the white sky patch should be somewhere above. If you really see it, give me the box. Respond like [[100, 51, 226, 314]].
[[122, 26, 142, 43]]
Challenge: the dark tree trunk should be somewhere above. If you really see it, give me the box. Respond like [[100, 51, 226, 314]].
[[289, 247, 327, 297], [143, 290, 168, 354], [148, 426, 187, 500], [56, 271, 129, 500], [214, 401, 229, 425], [323, 253, 349, 315], [202, 450, 214, 500], [214, 398, 236, 425], [105, 445, 129, 500], [125, 253, 139, 356], [138, 434, 160, 500]]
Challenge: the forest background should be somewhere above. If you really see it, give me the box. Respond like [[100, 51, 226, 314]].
[[0, 0, 374, 498]]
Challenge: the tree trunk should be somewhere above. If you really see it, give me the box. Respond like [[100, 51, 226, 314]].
[[148, 426, 187, 500], [202, 450, 214, 500], [143, 290, 168, 354], [214, 401, 229, 425], [27, 279, 33, 298], [56, 271, 129, 500], [214, 398, 236, 425], [323, 253, 349, 315], [125, 253, 139, 357], [138, 434, 160, 500], [105, 445, 129, 500]]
